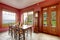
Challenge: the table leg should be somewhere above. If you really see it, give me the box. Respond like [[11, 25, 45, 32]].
[[23, 30, 25, 40]]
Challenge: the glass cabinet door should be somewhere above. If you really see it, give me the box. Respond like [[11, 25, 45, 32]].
[[43, 12, 47, 26], [42, 5, 57, 34], [43, 8, 48, 26], [51, 6, 56, 27], [51, 11, 56, 27]]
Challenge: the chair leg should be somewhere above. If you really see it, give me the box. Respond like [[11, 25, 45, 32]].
[[11, 30, 13, 37]]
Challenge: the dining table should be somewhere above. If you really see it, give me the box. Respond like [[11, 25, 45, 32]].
[[20, 25, 32, 40]]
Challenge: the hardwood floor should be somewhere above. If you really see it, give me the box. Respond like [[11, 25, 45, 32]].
[[0, 31, 60, 40]]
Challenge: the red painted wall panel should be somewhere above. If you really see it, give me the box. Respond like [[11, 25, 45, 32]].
[[0, 3, 20, 32], [20, 0, 60, 33], [0, 3, 2, 29], [0, 0, 60, 33], [39, 0, 60, 7]]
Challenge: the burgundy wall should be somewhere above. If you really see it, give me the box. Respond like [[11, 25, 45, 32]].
[[20, 0, 60, 32], [0, 3, 20, 32], [0, 0, 60, 32]]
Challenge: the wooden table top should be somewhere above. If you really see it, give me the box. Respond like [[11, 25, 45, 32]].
[[21, 25, 32, 29]]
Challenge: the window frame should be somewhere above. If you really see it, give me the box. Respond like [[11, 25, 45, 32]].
[[22, 11, 34, 25], [2, 10, 16, 27]]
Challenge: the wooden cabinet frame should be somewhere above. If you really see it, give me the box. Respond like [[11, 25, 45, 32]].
[[42, 4, 59, 35]]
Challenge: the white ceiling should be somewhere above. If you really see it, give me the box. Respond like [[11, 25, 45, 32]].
[[0, 0, 45, 9]]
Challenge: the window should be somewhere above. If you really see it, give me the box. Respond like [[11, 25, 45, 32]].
[[27, 11, 33, 25], [23, 12, 28, 25], [43, 12, 47, 26], [51, 11, 56, 27], [23, 11, 33, 25], [2, 10, 16, 27]]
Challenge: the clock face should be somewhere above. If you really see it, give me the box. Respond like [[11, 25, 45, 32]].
[[34, 12, 38, 18], [35, 13, 38, 17]]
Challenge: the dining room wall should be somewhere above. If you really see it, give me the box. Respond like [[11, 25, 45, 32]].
[[20, 0, 60, 33], [0, 0, 60, 34], [0, 3, 20, 32]]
